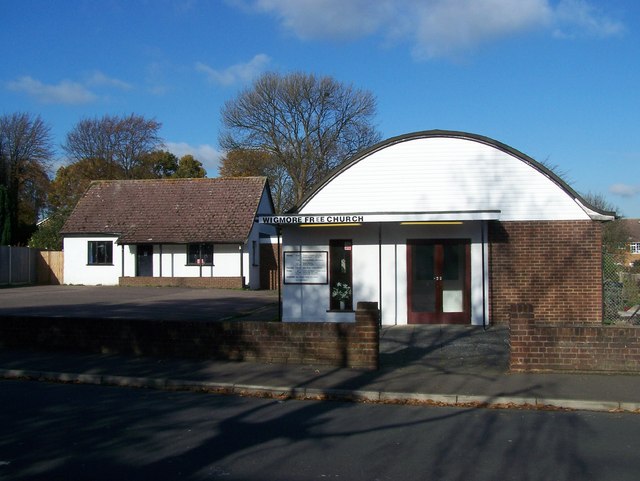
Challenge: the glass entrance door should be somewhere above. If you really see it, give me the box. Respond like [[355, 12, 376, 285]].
[[407, 239, 470, 324]]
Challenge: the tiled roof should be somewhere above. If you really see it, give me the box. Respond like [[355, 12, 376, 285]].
[[620, 218, 640, 242], [61, 177, 271, 244]]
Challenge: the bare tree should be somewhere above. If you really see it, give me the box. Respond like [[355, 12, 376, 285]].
[[220, 72, 381, 209], [0, 113, 53, 244], [63, 113, 162, 179]]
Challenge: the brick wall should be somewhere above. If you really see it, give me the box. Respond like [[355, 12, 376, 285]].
[[510, 303, 640, 372], [119, 276, 243, 289], [0, 302, 379, 370], [489, 220, 603, 325]]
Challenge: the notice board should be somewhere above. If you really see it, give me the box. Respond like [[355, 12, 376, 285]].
[[283, 251, 328, 284]]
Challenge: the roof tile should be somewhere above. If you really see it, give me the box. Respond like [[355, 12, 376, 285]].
[[61, 177, 270, 244]]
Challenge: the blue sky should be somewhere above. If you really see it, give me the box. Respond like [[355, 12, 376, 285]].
[[2, 0, 639, 217]]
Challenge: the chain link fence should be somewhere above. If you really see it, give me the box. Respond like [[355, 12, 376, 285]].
[[603, 251, 640, 324]]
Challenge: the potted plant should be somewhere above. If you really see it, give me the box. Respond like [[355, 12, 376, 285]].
[[331, 282, 351, 310]]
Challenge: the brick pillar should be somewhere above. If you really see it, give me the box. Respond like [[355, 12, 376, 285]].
[[354, 301, 380, 370], [509, 303, 535, 371]]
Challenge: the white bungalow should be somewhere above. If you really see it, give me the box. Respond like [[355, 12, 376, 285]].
[[61, 177, 275, 289], [260, 130, 613, 326]]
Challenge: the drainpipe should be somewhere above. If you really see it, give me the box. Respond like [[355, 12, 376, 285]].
[[239, 244, 244, 288], [481, 221, 487, 330], [378, 223, 383, 326], [277, 228, 282, 321]]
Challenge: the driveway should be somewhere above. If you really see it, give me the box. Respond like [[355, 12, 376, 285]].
[[0, 285, 279, 322]]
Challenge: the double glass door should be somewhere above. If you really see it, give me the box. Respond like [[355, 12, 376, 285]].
[[407, 239, 470, 324]]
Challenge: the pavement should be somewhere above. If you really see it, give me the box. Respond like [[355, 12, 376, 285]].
[[1, 324, 639, 413]]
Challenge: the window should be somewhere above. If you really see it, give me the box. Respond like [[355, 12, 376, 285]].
[[329, 239, 352, 310], [88, 241, 113, 265], [631, 243, 640, 254], [187, 243, 214, 265]]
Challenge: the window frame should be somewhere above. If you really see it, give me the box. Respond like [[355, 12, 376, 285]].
[[630, 242, 640, 254], [186, 243, 214, 266], [87, 240, 114, 266]]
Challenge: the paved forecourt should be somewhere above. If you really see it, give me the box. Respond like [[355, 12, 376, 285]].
[[0, 285, 279, 322]]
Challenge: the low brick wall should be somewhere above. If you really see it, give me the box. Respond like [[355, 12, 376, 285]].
[[510, 303, 640, 373], [0, 302, 380, 369], [119, 276, 243, 289]]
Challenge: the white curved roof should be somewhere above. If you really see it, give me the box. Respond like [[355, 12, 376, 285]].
[[296, 131, 612, 222]]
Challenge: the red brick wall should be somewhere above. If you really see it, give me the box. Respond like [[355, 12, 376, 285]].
[[119, 276, 243, 289], [0, 302, 379, 369], [489, 220, 603, 325], [510, 303, 640, 372]]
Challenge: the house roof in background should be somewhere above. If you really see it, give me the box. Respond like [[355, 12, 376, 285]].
[[61, 177, 271, 244], [619, 218, 640, 242]]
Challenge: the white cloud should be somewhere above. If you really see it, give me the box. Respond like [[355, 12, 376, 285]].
[[6, 71, 134, 104], [6, 76, 97, 104], [610, 183, 640, 198], [235, 0, 624, 60], [196, 54, 271, 86], [553, 0, 625, 39], [409, 0, 552, 59], [86, 70, 133, 90], [247, 0, 391, 40], [165, 141, 223, 176]]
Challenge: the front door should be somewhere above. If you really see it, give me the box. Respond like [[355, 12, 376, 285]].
[[407, 239, 470, 324], [136, 244, 153, 277]]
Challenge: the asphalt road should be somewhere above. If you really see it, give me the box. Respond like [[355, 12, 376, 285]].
[[1, 379, 638, 481], [0, 285, 279, 321]]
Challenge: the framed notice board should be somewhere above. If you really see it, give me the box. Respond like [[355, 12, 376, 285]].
[[283, 251, 328, 284]]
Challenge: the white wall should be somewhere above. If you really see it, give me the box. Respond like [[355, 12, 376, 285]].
[[63, 236, 121, 286], [137, 244, 245, 281], [281, 222, 489, 325], [64, 239, 258, 287], [301, 137, 591, 221]]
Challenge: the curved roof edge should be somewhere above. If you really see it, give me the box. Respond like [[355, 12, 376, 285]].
[[292, 130, 615, 221]]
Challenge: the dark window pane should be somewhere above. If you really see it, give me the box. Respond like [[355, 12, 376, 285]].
[[187, 243, 214, 265], [188, 244, 200, 264], [88, 241, 113, 265]]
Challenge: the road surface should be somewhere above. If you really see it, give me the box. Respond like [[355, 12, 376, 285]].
[[0, 379, 637, 480]]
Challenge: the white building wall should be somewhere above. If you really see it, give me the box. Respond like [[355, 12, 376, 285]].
[[146, 244, 245, 280], [300, 137, 590, 221], [65, 240, 261, 287], [277, 133, 600, 324], [246, 187, 276, 289], [281, 222, 489, 325], [63, 236, 121, 286]]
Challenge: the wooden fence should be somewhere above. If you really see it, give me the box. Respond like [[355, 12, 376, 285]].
[[0, 247, 63, 285], [37, 250, 63, 285]]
